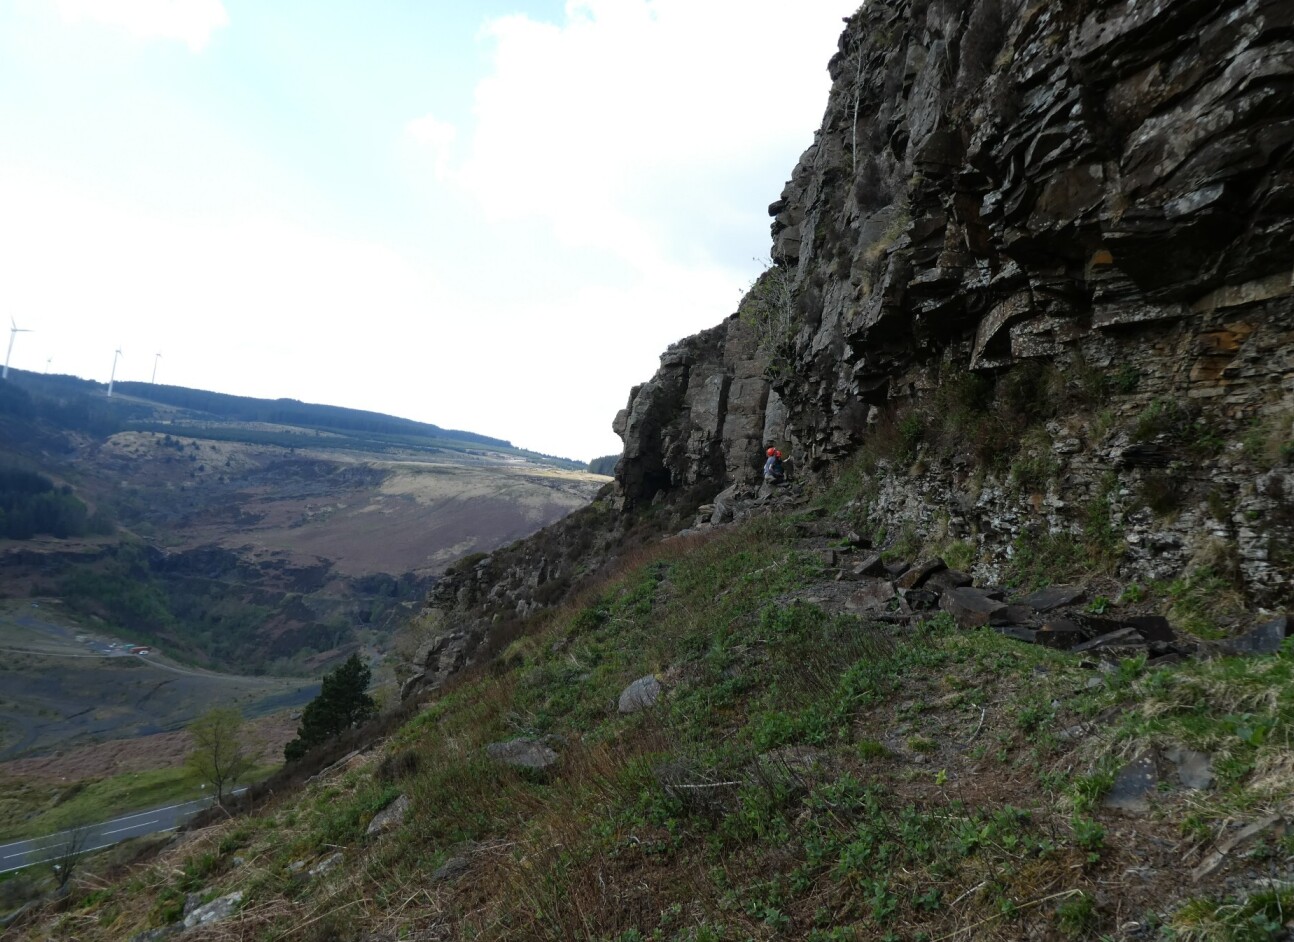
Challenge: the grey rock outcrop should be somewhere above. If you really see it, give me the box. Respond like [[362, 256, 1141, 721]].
[[608, 0, 1294, 611], [366, 794, 410, 837], [182, 891, 243, 930], [614, 318, 783, 508]]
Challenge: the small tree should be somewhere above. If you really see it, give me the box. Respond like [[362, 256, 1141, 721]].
[[285, 654, 376, 762], [50, 823, 93, 891], [187, 707, 257, 806]]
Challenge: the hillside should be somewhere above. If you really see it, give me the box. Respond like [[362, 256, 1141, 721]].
[[0, 372, 606, 770], [0, 371, 605, 674], [9, 0, 1294, 938]]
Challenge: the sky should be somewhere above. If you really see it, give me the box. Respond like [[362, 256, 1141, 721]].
[[0, 0, 854, 462]]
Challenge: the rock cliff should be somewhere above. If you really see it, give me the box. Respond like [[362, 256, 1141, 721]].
[[613, 0, 1293, 596], [407, 0, 1293, 695]]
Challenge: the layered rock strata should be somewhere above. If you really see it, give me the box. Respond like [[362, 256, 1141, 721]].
[[407, 0, 1294, 697]]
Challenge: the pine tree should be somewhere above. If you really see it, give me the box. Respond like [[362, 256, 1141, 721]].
[[284, 654, 377, 762]]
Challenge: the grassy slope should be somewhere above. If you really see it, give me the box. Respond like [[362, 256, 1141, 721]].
[[27, 468, 1294, 941], [0, 763, 279, 843]]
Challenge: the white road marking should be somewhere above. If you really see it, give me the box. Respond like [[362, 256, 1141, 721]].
[[103, 819, 157, 836]]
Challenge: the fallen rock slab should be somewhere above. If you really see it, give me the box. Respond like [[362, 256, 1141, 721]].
[[1018, 585, 1085, 612], [939, 587, 1007, 628]]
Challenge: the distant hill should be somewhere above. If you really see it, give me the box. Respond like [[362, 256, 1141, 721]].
[[0, 369, 607, 699], [2, 369, 584, 469]]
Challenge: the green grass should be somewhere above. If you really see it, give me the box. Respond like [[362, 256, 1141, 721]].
[[21, 465, 1294, 941], [0, 763, 277, 841]]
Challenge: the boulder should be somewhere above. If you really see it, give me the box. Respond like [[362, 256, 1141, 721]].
[[895, 557, 946, 590], [485, 738, 558, 770], [618, 675, 662, 713]]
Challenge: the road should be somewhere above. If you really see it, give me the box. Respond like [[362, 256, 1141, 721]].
[[0, 789, 244, 874]]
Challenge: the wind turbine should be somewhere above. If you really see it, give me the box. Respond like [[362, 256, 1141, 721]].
[[108, 348, 123, 398], [151, 352, 162, 384], [45, 357, 52, 373], [3, 318, 32, 380]]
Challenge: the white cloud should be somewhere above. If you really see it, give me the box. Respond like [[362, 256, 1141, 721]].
[[405, 114, 458, 183], [453, 0, 849, 267], [51, 0, 228, 51]]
